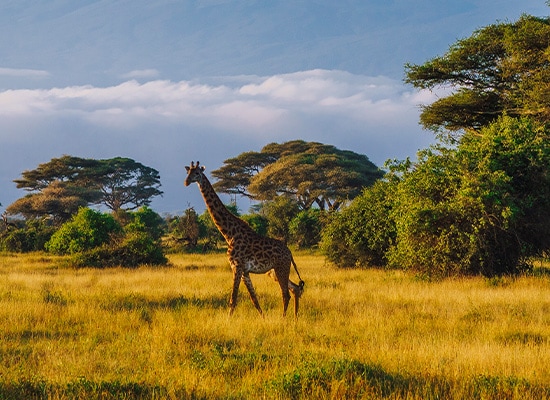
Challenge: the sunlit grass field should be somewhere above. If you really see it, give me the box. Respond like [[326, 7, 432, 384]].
[[0, 251, 549, 399]]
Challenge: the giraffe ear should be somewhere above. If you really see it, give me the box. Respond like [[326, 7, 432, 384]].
[[200, 166, 206, 171], [185, 166, 190, 172]]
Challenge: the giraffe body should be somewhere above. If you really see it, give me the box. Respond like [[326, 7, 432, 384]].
[[184, 161, 304, 317]]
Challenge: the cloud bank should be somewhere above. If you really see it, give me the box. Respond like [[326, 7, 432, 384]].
[[0, 70, 436, 212], [0, 69, 432, 133]]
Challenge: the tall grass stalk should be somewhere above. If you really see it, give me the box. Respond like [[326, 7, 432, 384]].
[[0, 251, 549, 399]]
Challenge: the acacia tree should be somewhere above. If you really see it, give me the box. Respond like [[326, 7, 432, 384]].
[[7, 181, 90, 224], [210, 151, 275, 198], [96, 157, 163, 212], [8, 155, 162, 223], [212, 140, 382, 211], [405, 15, 550, 134]]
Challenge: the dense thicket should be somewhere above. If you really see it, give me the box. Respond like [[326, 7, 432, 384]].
[[389, 117, 550, 276], [323, 12, 550, 276]]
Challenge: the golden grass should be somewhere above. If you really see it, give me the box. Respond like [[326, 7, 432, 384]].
[[0, 251, 549, 399]]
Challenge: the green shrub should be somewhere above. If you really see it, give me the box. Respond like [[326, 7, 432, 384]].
[[289, 209, 322, 248], [241, 213, 268, 236], [71, 210, 167, 268], [388, 117, 550, 276], [320, 180, 396, 268], [45, 208, 121, 255], [0, 220, 55, 252], [128, 206, 165, 241]]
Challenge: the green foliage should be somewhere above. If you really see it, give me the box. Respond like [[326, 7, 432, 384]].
[[241, 213, 268, 236], [289, 209, 322, 248], [212, 140, 382, 210], [45, 208, 121, 255], [70, 207, 167, 268], [321, 180, 396, 268], [388, 147, 481, 276], [405, 15, 550, 133], [457, 116, 550, 273], [323, 117, 550, 276], [43, 206, 167, 267], [125, 206, 165, 241], [8, 156, 162, 223], [0, 219, 55, 252], [389, 117, 550, 276], [72, 230, 167, 268], [259, 196, 300, 242]]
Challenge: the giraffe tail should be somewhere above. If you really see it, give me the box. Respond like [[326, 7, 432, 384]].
[[290, 254, 305, 289]]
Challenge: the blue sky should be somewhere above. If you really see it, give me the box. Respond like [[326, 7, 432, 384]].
[[1, 0, 548, 213]]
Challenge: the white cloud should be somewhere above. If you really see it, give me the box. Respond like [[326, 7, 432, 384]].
[[0, 67, 50, 78], [0, 70, 435, 147], [0, 69, 435, 133]]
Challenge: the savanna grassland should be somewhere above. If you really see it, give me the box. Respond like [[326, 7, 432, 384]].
[[0, 252, 549, 399]]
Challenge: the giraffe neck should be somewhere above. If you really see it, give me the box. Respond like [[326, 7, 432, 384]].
[[197, 174, 245, 243]]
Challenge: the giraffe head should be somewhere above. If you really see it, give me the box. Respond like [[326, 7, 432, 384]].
[[184, 161, 206, 186]]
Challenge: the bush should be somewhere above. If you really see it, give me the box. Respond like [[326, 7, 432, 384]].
[[322, 117, 550, 277], [260, 197, 300, 242], [71, 234, 167, 268], [289, 209, 322, 248], [241, 213, 268, 236], [70, 208, 167, 268], [320, 180, 396, 268], [0, 219, 55, 252], [127, 206, 165, 241], [45, 208, 121, 255], [389, 117, 550, 276], [44, 206, 167, 268]]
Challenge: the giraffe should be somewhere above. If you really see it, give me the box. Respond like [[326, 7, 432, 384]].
[[184, 161, 305, 317]]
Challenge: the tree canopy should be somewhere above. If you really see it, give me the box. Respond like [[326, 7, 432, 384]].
[[8, 156, 162, 223], [405, 15, 550, 133], [211, 140, 382, 210]]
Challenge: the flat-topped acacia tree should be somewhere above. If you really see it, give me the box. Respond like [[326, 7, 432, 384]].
[[8, 155, 162, 224], [211, 140, 383, 211]]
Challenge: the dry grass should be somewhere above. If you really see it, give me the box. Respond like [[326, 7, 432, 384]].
[[0, 251, 549, 399]]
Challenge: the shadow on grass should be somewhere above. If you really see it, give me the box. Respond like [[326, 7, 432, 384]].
[[100, 293, 228, 314], [0, 377, 206, 400], [265, 358, 550, 400], [3, 360, 549, 399]]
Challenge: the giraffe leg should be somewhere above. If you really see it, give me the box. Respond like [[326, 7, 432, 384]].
[[229, 267, 243, 316], [242, 273, 264, 316], [288, 279, 304, 318], [274, 267, 291, 317]]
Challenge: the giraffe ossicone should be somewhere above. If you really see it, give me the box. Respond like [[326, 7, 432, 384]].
[[184, 160, 305, 317]]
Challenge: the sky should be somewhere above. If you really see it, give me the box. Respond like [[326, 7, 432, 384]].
[[1, 0, 548, 215]]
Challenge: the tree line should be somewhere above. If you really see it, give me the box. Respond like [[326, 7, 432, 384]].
[[2, 11, 550, 276], [0, 143, 379, 265]]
